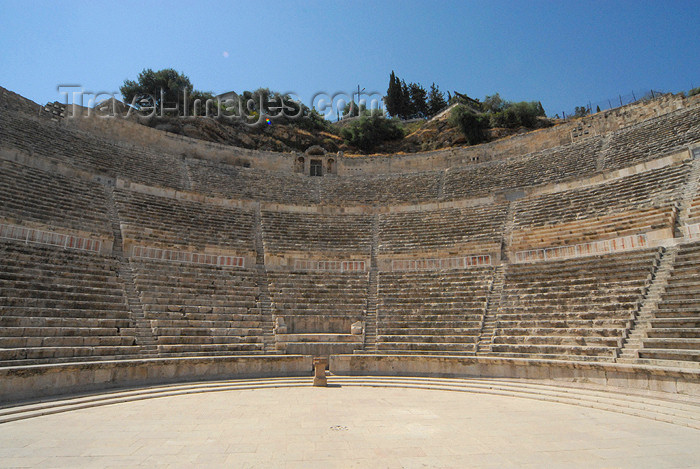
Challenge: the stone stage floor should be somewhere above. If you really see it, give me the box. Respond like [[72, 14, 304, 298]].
[[1, 381, 698, 468]]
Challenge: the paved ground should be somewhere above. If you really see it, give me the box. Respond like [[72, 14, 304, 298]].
[[1, 384, 698, 468]]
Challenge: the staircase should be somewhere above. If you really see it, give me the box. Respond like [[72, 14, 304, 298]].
[[674, 151, 700, 235], [253, 204, 276, 353], [104, 185, 157, 356], [437, 170, 446, 200], [595, 133, 613, 172], [500, 201, 516, 262], [363, 214, 380, 352], [618, 246, 678, 362], [476, 264, 505, 354]]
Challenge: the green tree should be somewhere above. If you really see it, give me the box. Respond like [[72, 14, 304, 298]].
[[385, 71, 403, 117], [400, 79, 412, 119], [449, 105, 490, 145], [340, 115, 403, 152], [482, 93, 507, 113], [409, 82, 428, 118], [342, 102, 383, 118], [490, 101, 545, 128], [573, 106, 589, 118], [427, 83, 447, 116], [120, 68, 213, 115]]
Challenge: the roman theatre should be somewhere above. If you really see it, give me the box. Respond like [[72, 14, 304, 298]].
[[1, 87, 699, 467]]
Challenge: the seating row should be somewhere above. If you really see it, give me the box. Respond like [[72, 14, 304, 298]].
[[114, 189, 255, 252], [262, 210, 373, 255], [492, 249, 659, 361], [130, 259, 265, 356], [267, 271, 368, 355], [0, 112, 189, 190], [376, 268, 494, 354], [378, 204, 507, 254], [638, 241, 700, 364], [0, 240, 138, 366], [603, 106, 700, 170], [0, 159, 112, 236]]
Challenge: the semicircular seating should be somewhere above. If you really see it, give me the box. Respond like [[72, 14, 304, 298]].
[[1, 86, 700, 375]]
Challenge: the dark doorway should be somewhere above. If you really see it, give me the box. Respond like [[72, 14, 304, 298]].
[[310, 159, 323, 177]]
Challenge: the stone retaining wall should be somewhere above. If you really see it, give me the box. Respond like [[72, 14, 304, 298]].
[[0, 355, 312, 403], [330, 354, 700, 396]]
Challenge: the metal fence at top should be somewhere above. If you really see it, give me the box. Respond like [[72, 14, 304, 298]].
[[557, 89, 666, 120]]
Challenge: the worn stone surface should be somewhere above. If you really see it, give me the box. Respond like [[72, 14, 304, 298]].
[[1, 384, 699, 467]]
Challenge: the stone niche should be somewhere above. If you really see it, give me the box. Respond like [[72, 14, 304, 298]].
[[295, 146, 337, 176]]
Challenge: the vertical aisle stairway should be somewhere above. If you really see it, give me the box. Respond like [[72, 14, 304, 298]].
[[618, 246, 678, 362], [104, 185, 157, 357], [476, 264, 505, 354], [254, 204, 276, 353], [363, 214, 380, 352]]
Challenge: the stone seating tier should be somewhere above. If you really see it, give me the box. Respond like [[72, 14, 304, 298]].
[[318, 171, 442, 205], [603, 106, 700, 170], [0, 113, 188, 190], [0, 160, 112, 236], [687, 196, 700, 224], [638, 241, 700, 363], [442, 138, 603, 200], [261, 211, 373, 254], [492, 249, 659, 361], [114, 189, 255, 252], [513, 164, 688, 228], [2, 102, 699, 211], [0, 87, 42, 115], [131, 260, 265, 356], [0, 241, 137, 366], [268, 272, 367, 355], [511, 208, 672, 251], [378, 204, 507, 254], [188, 159, 320, 205], [376, 268, 493, 354], [267, 271, 368, 319]]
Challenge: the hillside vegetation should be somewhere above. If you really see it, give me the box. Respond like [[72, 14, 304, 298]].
[[118, 68, 554, 154]]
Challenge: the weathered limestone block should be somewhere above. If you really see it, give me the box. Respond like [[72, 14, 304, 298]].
[[274, 317, 287, 334], [351, 321, 364, 335], [313, 357, 328, 387]]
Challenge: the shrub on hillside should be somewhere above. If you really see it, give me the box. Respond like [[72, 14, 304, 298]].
[[490, 101, 545, 128], [449, 105, 490, 145], [689, 87, 700, 97], [340, 115, 403, 152]]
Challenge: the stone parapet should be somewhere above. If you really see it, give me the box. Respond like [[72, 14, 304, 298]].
[[0, 355, 312, 404], [330, 354, 700, 396]]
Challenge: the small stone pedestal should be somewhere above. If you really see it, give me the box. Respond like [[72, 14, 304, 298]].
[[313, 357, 328, 387]]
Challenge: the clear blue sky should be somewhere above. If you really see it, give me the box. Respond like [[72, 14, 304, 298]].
[[0, 0, 698, 117]]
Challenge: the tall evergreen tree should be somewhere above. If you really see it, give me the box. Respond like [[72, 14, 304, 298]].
[[400, 79, 412, 119], [409, 82, 428, 118], [427, 82, 447, 116], [384, 71, 402, 117]]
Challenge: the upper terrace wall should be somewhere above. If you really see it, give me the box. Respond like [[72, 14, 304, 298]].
[[1, 86, 699, 213]]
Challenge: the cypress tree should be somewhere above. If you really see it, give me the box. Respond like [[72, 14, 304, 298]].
[[385, 71, 402, 117]]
